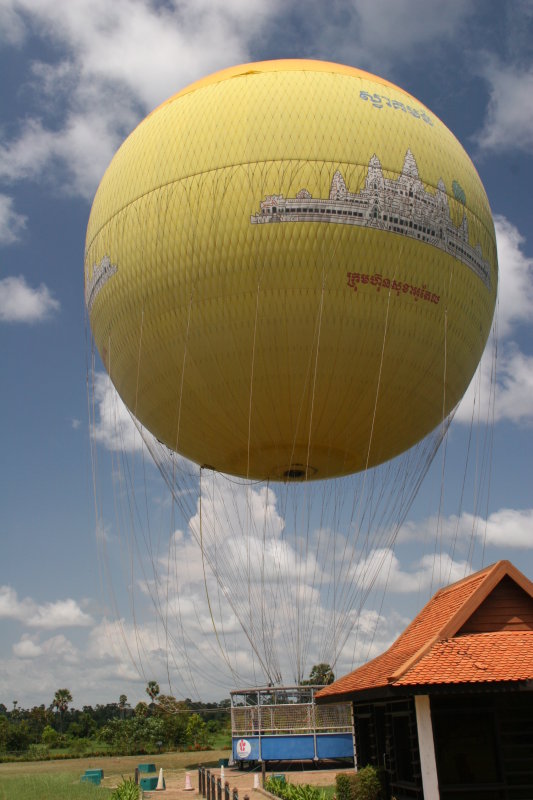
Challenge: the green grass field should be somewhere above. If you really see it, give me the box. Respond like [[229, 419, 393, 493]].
[[0, 774, 112, 800], [0, 749, 230, 799]]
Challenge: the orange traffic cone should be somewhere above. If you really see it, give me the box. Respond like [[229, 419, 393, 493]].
[[184, 772, 194, 791]]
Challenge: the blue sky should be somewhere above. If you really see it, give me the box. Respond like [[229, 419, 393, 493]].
[[1, 0, 532, 709]]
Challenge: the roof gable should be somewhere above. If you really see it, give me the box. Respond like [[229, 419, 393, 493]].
[[458, 575, 533, 634], [317, 560, 533, 700]]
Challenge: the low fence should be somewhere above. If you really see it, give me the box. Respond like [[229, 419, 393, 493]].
[[198, 766, 249, 800]]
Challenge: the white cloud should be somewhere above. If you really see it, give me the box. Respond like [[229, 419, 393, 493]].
[[0, 194, 26, 244], [348, 547, 470, 595], [0, 274, 59, 322], [0, 0, 278, 199], [456, 340, 533, 428], [39, 634, 81, 664], [482, 507, 533, 548], [0, 586, 93, 628], [26, 599, 94, 630], [0, 2, 26, 45], [493, 216, 533, 338], [476, 61, 533, 153], [490, 345, 533, 424], [0, 0, 482, 200], [13, 635, 43, 659], [398, 507, 533, 550], [455, 215, 533, 426], [90, 371, 146, 452]]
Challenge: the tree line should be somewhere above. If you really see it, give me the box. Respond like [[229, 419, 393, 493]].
[[0, 665, 334, 760], [0, 683, 231, 759]]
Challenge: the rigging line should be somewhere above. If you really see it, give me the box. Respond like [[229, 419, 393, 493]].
[[87, 340, 143, 683], [338, 228, 438, 620], [258, 164, 305, 680], [125, 206, 170, 629], [468, 329, 493, 571], [362, 538, 396, 664], [245, 279, 262, 687], [156, 185, 250, 684], [165, 464, 265, 681], [209, 472, 256, 685], [296, 275, 328, 681], [131, 307, 165, 618], [328, 260, 396, 653], [298, 212, 349, 680], [431, 264, 453, 594], [129, 446, 231, 692], [162, 502, 245, 692], [207, 475, 274, 682], [157, 473, 204, 699], [165, 530, 240, 694], [190, 169, 272, 680], [108, 367, 151, 685], [198, 470, 245, 684], [260, 479, 282, 682], [336, 428, 447, 665], [480, 314, 498, 569], [448, 377, 477, 582], [195, 471, 279, 684]]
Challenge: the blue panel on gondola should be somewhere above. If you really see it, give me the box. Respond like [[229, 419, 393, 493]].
[[233, 733, 353, 762], [317, 733, 353, 758]]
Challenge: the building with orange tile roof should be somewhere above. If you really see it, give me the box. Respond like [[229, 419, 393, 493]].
[[316, 560, 533, 799]]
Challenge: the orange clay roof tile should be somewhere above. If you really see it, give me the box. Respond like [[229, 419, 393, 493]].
[[317, 560, 533, 699], [396, 631, 533, 685]]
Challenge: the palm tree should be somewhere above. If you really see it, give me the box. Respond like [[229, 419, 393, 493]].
[[118, 694, 129, 720], [146, 681, 160, 703], [52, 689, 72, 733]]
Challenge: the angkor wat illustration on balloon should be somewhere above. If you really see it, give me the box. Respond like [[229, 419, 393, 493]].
[[251, 149, 491, 289]]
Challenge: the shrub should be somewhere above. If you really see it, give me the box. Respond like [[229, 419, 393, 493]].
[[68, 737, 90, 756], [335, 773, 352, 800], [27, 743, 50, 761], [41, 724, 59, 747], [265, 777, 327, 800], [335, 767, 385, 800], [353, 766, 385, 800], [111, 778, 141, 800]]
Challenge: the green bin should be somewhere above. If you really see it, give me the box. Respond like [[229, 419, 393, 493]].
[[140, 776, 159, 790], [138, 763, 157, 773], [81, 774, 101, 785], [85, 769, 104, 778]]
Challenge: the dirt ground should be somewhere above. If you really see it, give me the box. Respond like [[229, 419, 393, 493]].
[[142, 764, 345, 800]]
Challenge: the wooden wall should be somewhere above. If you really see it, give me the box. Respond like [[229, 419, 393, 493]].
[[459, 576, 533, 634]]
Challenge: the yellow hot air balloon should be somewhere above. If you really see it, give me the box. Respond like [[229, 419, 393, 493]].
[[85, 59, 497, 481]]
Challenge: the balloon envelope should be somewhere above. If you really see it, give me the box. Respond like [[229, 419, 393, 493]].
[[85, 60, 497, 481]]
